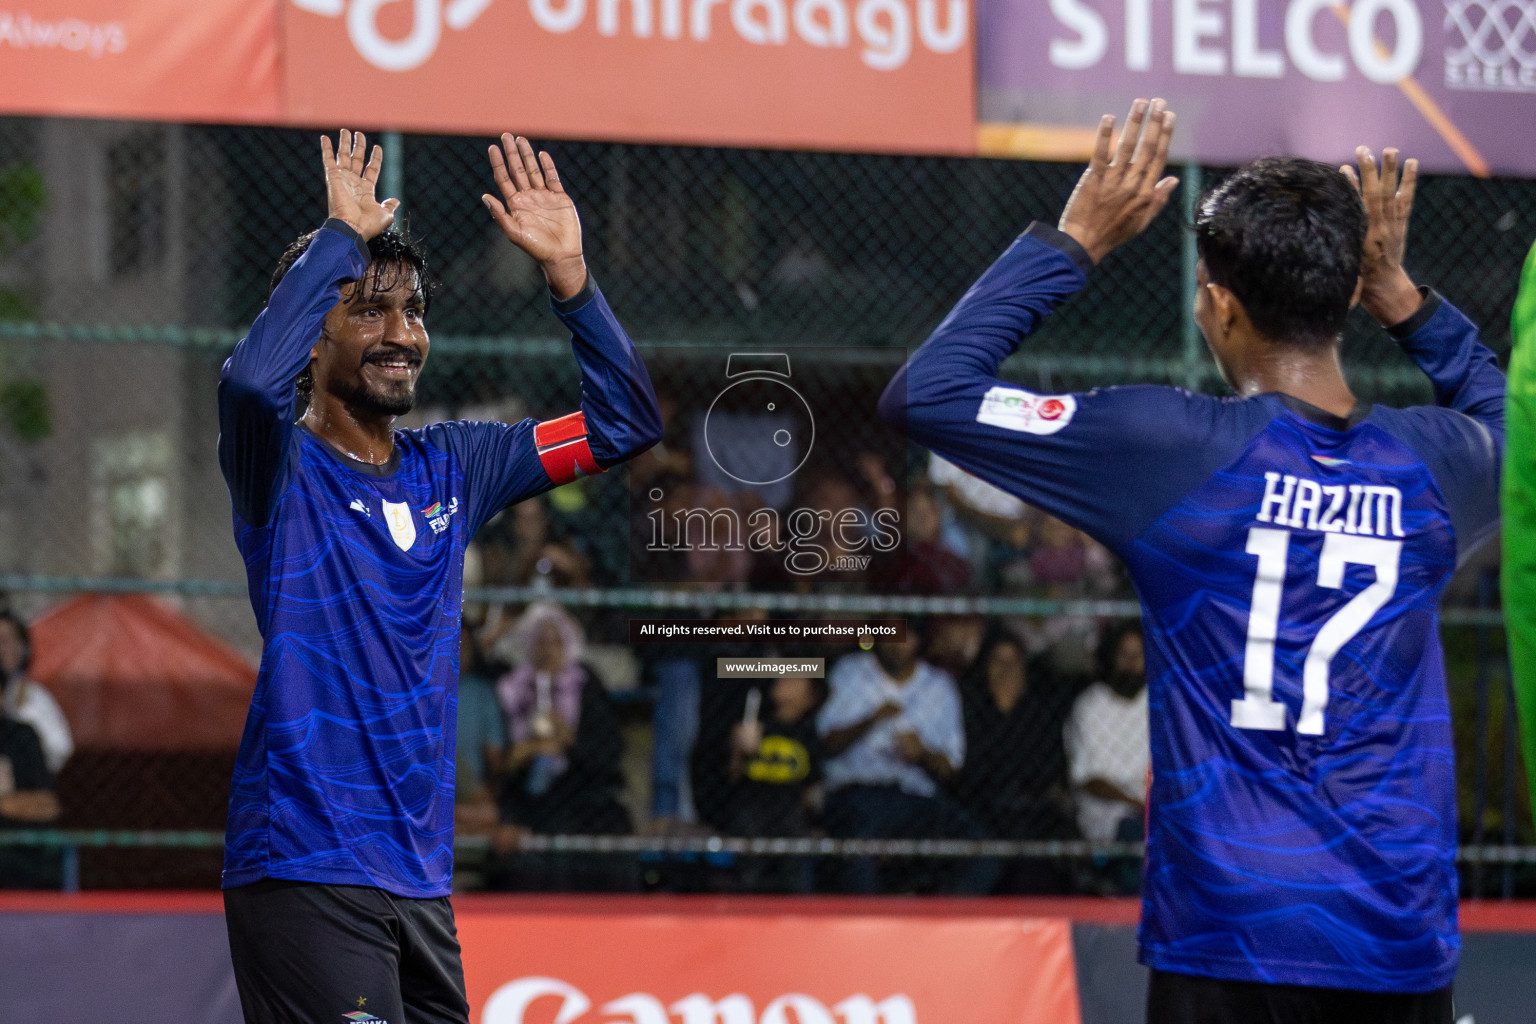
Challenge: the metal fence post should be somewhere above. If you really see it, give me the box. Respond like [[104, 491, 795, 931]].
[[381, 131, 404, 218], [1180, 163, 1204, 391]]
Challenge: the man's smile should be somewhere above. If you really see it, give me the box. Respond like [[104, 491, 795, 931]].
[[362, 348, 422, 381]]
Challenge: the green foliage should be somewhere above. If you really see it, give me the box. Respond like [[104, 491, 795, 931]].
[[0, 285, 34, 321], [0, 377, 49, 442], [0, 163, 44, 256]]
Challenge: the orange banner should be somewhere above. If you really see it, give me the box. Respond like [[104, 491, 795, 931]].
[[458, 899, 1080, 1023], [0, 0, 280, 123], [281, 0, 974, 154]]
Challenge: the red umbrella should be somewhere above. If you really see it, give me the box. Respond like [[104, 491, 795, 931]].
[[30, 594, 255, 750]]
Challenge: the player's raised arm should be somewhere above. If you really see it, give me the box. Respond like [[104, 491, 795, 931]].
[[1345, 146, 1504, 436], [877, 101, 1202, 551], [217, 130, 400, 527], [440, 136, 661, 531], [483, 135, 661, 471], [879, 100, 1176, 426]]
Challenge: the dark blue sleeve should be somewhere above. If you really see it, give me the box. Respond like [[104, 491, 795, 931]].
[[1389, 290, 1506, 438], [1375, 291, 1505, 565], [419, 419, 549, 536], [425, 278, 662, 535], [217, 221, 370, 527], [551, 277, 663, 468], [879, 223, 1263, 552]]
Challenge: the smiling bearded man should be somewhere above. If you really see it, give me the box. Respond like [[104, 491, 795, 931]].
[[215, 130, 661, 1024]]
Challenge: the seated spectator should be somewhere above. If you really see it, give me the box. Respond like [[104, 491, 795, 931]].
[[928, 454, 1028, 569], [925, 614, 987, 679], [956, 631, 1074, 892], [715, 673, 827, 892], [817, 628, 995, 894], [724, 674, 826, 833], [897, 486, 973, 594], [0, 611, 72, 775], [481, 497, 592, 591], [457, 619, 506, 797], [488, 605, 631, 891], [650, 606, 773, 834], [1064, 622, 1149, 847], [454, 620, 507, 857], [0, 711, 61, 888]]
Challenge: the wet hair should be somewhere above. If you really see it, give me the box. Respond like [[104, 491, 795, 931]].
[[1195, 158, 1366, 346], [266, 228, 435, 410]]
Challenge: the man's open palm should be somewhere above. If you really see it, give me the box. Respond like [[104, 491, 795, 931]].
[[1343, 146, 1422, 326], [1058, 98, 1178, 265], [483, 135, 587, 299], [322, 130, 398, 241]]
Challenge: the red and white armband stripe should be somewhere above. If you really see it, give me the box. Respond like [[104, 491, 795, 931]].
[[535, 411, 602, 486]]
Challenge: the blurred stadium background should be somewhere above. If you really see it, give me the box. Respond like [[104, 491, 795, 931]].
[[0, 117, 1530, 896]]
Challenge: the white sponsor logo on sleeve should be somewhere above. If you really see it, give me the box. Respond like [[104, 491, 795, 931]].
[[976, 387, 1077, 435]]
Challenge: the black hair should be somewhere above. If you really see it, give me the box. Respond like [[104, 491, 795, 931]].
[[1097, 619, 1144, 682], [1195, 158, 1366, 346], [0, 609, 31, 674], [267, 228, 435, 411], [960, 626, 1028, 690]]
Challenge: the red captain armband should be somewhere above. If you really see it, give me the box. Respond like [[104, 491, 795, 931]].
[[535, 411, 603, 486]]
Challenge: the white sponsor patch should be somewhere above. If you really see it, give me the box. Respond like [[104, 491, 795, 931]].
[[976, 387, 1077, 435], [382, 500, 417, 551]]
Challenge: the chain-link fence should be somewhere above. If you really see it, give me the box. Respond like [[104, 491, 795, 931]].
[[0, 116, 1530, 893]]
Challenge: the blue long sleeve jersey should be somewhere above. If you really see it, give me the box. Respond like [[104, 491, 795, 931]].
[[217, 222, 660, 898], [881, 223, 1504, 993]]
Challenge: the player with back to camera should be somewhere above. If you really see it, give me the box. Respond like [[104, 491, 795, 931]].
[[880, 99, 1502, 1023], [216, 130, 661, 1024]]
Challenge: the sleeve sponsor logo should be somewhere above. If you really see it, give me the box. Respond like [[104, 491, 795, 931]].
[[975, 387, 1076, 435]]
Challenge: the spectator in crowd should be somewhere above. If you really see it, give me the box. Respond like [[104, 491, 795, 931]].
[[957, 630, 1074, 892], [995, 516, 1122, 679], [929, 453, 1029, 575], [488, 604, 631, 890], [0, 611, 72, 775], [1064, 622, 1149, 849], [482, 497, 592, 591], [454, 619, 507, 861], [649, 606, 772, 834], [817, 627, 995, 894], [0, 707, 60, 887], [898, 485, 973, 594], [924, 614, 987, 679], [457, 618, 507, 797], [647, 641, 706, 830], [716, 672, 828, 892]]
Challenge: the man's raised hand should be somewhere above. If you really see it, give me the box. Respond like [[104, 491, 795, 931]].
[[1058, 98, 1179, 265], [482, 135, 588, 301], [1343, 147, 1423, 328], [321, 130, 399, 242]]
